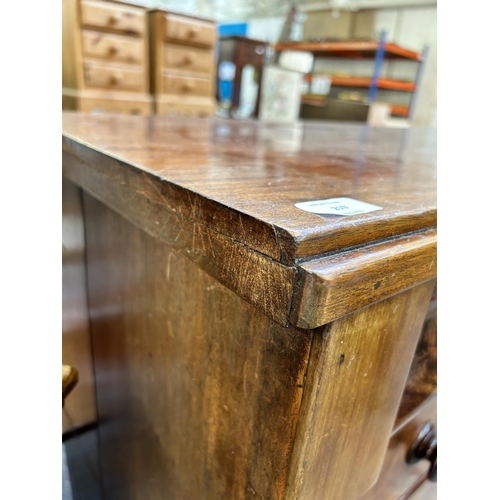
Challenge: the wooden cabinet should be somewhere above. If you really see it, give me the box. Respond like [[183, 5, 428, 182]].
[[218, 36, 269, 117], [62, 115, 437, 499], [149, 9, 217, 116], [62, 0, 152, 114]]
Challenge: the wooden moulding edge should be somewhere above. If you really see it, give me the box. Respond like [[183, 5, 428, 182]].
[[290, 228, 437, 329]]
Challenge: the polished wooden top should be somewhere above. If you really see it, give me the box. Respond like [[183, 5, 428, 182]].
[[62, 113, 436, 263], [63, 113, 436, 327]]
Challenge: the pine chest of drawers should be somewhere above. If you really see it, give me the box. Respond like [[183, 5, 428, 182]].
[[62, 0, 152, 114]]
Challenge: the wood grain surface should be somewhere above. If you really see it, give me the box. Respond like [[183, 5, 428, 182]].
[[83, 194, 312, 499], [62, 114, 436, 328], [285, 281, 435, 500], [62, 115, 438, 499], [292, 229, 437, 328], [62, 113, 436, 263], [63, 150, 295, 326]]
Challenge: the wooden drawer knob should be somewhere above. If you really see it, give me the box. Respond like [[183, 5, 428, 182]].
[[182, 81, 194, 91], [407, 422, 437, 482], [183, 53, 194, 65], [108, 44, 119, 55], [62, 364, 78, 406], [187, 27, 199, 38], [109, 72, 123, 85], [108, 14, 120, 25]]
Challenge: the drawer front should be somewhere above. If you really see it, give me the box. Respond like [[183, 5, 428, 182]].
[[82, 31, 145, 65], [164, 14, 216, 47], [162, 73, 212, 96], [163, 45, 213, 75], [84, 61, 145, 92], [81, 0, 145, 36], [361, 395, 437, 500]]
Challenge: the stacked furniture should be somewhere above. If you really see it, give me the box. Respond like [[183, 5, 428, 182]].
[[275, 32, 428, 120], [62, 1, 217, 116], [62, 0, 152, 114], [149, 9, 217, 116]]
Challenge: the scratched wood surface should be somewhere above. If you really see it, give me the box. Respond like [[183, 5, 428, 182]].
[[292, 229, 437, 328], [62, 113, 437, 328], [83, 193, 312, 500], [63, 149, 295, 326], [62, 113, 436, 263], [285, 281, 435, 500], [62, 114, 438, 499]]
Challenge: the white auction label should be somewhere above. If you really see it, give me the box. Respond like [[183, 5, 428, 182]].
[[294, 197, 383, 216]]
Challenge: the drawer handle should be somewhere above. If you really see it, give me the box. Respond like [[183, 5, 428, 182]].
[[109, 72, 123, 85], [183, 53, 194, 65], [407, 422, 437, 482], [108, 44, 120, 55], [187, 27, 199, 38], [181, 81, 194, 91], [108, 14, 120, 25]]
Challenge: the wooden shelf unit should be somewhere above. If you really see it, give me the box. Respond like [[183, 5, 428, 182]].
[[275, 32, 427, 121]]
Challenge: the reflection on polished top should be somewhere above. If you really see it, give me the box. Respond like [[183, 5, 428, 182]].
[[62, 112, 436, 263]]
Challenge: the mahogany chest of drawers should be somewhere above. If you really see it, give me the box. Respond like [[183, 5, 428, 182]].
[[62, 114, 437, 499]]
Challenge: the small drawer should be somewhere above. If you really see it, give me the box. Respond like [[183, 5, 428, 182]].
[[81, 0, 145, 36], [84, 61, 145, 92], [163, 45, 213, 75], [162, 73, 212, 96], [164, 14, 216, 47], [82, 31, 145, 65], [361, 395, 437, 500]]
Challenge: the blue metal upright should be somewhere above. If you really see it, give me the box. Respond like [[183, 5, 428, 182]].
[[408, 45, 430, 120], [367, 29, 388, 104]]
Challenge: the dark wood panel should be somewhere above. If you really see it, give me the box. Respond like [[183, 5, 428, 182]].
[[285, 281, 435, 500], [62, 113, 436, 262], [361, 394, 436, 500], [83, 194, 312, 500], [62, 178, 96, 432], [63, 150, 295, 326]]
